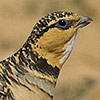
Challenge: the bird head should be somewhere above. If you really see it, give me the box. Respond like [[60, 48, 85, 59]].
[[28, 11, 92, 70]]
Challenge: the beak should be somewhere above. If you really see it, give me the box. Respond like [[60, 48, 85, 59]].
[[76, 15, 93, 28]]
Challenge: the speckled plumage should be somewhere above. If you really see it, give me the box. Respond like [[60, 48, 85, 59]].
[[0, 11, 92, 100]]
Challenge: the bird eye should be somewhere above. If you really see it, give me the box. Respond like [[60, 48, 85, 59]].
[[55, 19, 71, 30]]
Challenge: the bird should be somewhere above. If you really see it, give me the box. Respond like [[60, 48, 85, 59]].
[[0, 11, 92, 100]]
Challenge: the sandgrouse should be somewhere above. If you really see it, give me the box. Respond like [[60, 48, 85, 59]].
[[0, 11, 92, 100]]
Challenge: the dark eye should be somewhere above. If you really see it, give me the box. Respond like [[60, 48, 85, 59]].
[[55, 19, 71, 30]]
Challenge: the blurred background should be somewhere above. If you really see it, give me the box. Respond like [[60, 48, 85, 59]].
[[0, 0, 100, 100]]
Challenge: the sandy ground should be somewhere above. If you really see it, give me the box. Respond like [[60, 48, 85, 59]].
[[0, 0, 100, 100]]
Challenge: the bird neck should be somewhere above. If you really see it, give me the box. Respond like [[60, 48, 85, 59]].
[[0, 28, 77, 97], [0, 39, 60, 97]]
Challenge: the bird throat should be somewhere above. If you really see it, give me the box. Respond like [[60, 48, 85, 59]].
[[60, 32, 77, 65], [31, 27, 78, 69], [31, 32, 78, 71]]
